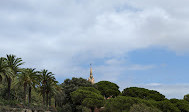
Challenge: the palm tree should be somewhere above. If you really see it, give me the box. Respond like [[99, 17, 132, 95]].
[[45, 77, 59, 106], [27, 69, 38, 104], [54, 87, 65, 107], [51, 84, 63, 107], [0, 57, 6, 82], [5, 54, 24, 100], [38, 69, 54, 106], [16, 71, 27, 104], [17, 68, 38, 104]]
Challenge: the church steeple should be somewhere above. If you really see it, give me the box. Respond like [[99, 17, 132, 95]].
[[88, 64, 95, 84], [90, 64, 93, 78]]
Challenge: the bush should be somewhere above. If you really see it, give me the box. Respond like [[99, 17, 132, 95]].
[[0, 106, 11, 112], [0, 98, 20, 107], [104, 96, 142, 112], [62, 103, 72, 112], [129, 103, 161, 112], [49, 105, 57, 112], [82, 106, 91, 112], [156, 100, 180, 112], [170, 99, 189, 112]]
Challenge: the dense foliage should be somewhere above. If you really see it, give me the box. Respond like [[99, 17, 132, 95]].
[[122, 87, 165, 101], [95, 81, 120, 98], [170, 99, 189, 112], [59, 77, 93, 111], [104, 96, 158, 112], [1, 54, 189, 112], [71, 87, 104, 112], [0, 54, 59, 111]]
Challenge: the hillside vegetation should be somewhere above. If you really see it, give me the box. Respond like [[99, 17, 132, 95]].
[[0, 54, 189, 112]]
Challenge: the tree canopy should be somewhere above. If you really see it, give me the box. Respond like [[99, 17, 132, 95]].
[[95, 81, 120, 98], [184, 94, 189, 102], [104, 96, 160, 112], [71, 87, 104, 112], [170, 98, 189, 112], [122, 87, 165, 101], [60, 77, 93, 111]]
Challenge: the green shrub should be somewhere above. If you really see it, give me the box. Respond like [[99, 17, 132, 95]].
[[156, 100, 180, 112], [129, 104, 162, 112], [170, 99, 189, 112], [104, 96, 142, 112]]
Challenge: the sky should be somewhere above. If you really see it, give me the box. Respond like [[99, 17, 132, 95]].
[[1, 0, 189, 99]]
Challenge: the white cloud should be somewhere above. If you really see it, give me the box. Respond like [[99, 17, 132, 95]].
[[94, 59, 155, 82], [126, 64, 155, 70], [146, 83, 162, 86]]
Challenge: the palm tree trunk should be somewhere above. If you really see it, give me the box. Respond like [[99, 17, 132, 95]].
[[91, 108, 94, 112], [49, 95, 51, 106], [55, 99, 56, 107], [24, 83, 27, 104], [29, 86, 31, 104], [43, 87, 45, 105], [46, 92, 49, 107], [7, 77, 11, 100]]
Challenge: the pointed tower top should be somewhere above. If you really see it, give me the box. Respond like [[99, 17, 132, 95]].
[[90, 64, 92, 76], [88, 63, 95, 84]]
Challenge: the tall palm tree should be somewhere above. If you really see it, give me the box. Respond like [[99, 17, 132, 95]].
[[27, 68, 39, 104], [50, 84, 63, 107], [5, 54, 24, 100], [38, 69, 54, 106], [54, 86, 65, 107], [0, 57, 6, 82], [45, 77, 59, 106], [17, 68, 38, 104]]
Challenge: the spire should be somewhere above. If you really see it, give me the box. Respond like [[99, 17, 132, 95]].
[[90, 64, 93, 78], [88, 64, 95, 84]]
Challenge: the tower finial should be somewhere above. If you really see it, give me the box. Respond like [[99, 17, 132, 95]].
[[90, 63, 92, 76], [88, 63, 95, 84]]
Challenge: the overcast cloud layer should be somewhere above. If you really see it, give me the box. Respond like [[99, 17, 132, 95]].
[[1, 0, 189, 99]]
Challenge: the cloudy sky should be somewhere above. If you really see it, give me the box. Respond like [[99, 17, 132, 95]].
[[1, 0, 189, 99]]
